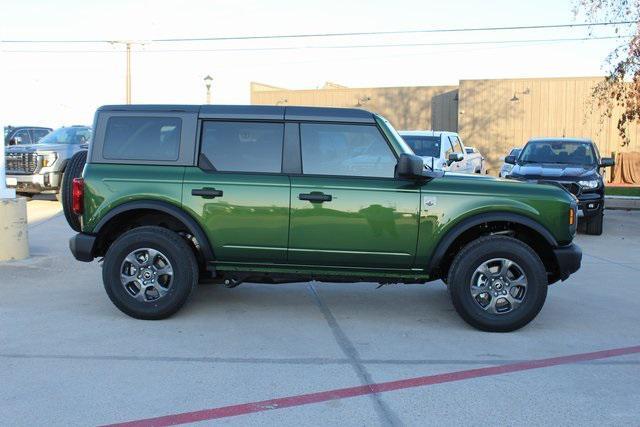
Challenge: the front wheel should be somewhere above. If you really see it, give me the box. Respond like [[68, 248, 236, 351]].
[[447, 235, 548, 332], [102, 226, 199, 320]]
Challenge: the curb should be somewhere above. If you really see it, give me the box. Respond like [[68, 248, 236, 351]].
[[605, 195, 640, 210]]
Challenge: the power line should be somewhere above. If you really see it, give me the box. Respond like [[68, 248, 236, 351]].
[[1, 20, 637, 44], [1, 35, 631, 53]]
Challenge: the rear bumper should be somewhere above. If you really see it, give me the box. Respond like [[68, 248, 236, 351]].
[[553, 243, 582, 281], [69, 233, 96, 262]]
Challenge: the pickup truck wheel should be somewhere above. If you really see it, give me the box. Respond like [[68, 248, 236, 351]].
[[61, 150, 87, 232], [102, 226, 198, 320], [447, 235, 548, 332], [585, 212, 604, 236]]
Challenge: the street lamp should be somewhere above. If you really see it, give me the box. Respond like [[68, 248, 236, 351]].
[[204, 75, 213, 104]]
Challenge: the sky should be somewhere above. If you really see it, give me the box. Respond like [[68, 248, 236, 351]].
[[0, 0, 633, 127]]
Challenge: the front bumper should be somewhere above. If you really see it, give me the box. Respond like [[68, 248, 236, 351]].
[[6, 171, 62, 193], [69, 233, 96, 262], [576, 192, 604, 218], [552, 243, 582, 281]]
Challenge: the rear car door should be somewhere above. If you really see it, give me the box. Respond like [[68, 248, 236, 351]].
[[288, 122, 421, 269], [182, 119, 290, 263]]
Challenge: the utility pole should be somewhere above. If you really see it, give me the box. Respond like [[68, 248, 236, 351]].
[[126, 42, 132, 104], [204, 75, 213, 104]]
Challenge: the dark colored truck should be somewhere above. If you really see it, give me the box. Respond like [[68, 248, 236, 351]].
[[505, 138, 614, 235], [67, 105, 582, 331]]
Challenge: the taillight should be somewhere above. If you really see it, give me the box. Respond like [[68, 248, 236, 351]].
[[72, 178, 84, 215]]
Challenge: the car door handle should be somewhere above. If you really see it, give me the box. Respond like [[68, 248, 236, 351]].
[[299, 192, 332, 203], [192, 188, 223, 199]]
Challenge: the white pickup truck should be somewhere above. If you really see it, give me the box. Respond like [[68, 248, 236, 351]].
[[399, 130, 485, 174]]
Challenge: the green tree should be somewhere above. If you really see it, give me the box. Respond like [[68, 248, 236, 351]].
[[575, 1, 639, 145]]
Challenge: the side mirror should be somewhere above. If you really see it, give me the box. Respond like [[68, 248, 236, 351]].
[[600, 157, 614, 168], [447, 152, 463, 165], [9, 137, 20, 145], [504, 155, 517, 165], [396, 153, 425, 179]]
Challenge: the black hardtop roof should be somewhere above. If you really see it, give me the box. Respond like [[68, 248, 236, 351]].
[[97, 104, 375, 123]]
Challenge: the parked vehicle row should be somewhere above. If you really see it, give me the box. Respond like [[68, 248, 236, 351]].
[[66, 105, 581, 332], [4, 125, 92, 200], [399, 130, 485, 174]]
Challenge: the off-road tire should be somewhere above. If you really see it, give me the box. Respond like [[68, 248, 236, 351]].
[[61, 150, 87, 232], [102, 226, 198, 320], [585, 212, 604, 236], [447, 235, 548, 332]]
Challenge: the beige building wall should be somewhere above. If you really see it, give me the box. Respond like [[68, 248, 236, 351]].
[[458, 77, 640, 174], [251, 78, 639, 175], [250, 82, 459, 132]]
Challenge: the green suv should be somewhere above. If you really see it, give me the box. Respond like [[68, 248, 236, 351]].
[[68, 105, 581, 331]]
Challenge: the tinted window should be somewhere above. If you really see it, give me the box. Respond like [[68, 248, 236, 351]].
[[300, 124, 396, 178], [200, 121, 283, 173], [402, 135, 441, 157], [519, 140, 596, 165], [449, 136, 463, 153], [103, 117, 181, 161], [13, 129, 31, 144], [39, 127, 91, 145], [32, 129, 50, 142]]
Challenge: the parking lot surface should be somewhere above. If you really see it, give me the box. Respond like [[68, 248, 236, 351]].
[[1, 198, 639, 426]]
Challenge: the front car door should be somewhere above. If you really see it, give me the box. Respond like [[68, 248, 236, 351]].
[[182, 119, 291, 263], [288, 122, 421, 269]]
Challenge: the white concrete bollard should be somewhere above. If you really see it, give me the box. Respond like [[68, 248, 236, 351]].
[[0, 197, 29, 261]]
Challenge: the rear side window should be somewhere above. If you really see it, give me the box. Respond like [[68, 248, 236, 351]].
[[300, 123, 396, 178], [103, 116, 182, 161], [200, 121, 284, 173]]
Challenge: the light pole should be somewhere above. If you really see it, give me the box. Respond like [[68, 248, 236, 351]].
[[204, 75, 213, 104]]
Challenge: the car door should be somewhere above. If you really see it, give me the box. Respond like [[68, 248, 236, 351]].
[[182, 120, 291, 263], [288, 122, 421, 269]]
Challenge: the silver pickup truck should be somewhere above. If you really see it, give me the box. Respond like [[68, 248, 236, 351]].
[[5, 125, 92, 200]]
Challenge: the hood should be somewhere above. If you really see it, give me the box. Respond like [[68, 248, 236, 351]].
[[6, 143, 71, 153], [509, 163, 597, 181]]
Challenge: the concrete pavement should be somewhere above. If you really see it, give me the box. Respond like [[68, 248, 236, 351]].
[[1, 199, 639, 426]]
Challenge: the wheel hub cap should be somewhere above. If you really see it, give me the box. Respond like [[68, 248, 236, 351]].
[[120, 248, 174, 303], [469, 258, 528, 315]]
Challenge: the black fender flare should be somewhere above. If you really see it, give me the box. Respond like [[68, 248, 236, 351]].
[[426, 212, 558, 275], [94, 200, 215, 262]]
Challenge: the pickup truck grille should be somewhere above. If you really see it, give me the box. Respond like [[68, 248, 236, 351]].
[[560, 182, 581, 196], [6, 152, 40, 175]]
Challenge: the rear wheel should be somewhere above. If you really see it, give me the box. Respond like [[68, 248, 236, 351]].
[[102, 226, 198, 320], [447, 235, 548, 332], [585, 212, 604, 236], [61, 150, 87, 232]]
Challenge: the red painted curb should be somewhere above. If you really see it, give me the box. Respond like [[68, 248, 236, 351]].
[[104, 345, 640, 427]]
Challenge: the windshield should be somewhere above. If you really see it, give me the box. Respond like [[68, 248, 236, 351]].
[[519, 140, 595, 165], [401, 135, 441, 158], [509, 148, 521, 157], [38, 127, 91, 145]]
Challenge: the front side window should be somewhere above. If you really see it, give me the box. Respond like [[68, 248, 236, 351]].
[[103, 117, 180, 161], [300, 123, 396, 178], [200, 121, 283, 173], [450, 136, 463, 153], [402, 135, 441, 158], [13, 129, 31, 144]]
